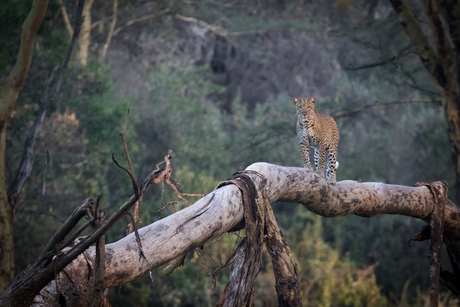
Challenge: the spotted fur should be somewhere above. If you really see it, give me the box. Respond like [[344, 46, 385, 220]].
[[293, 96, 340, 184]]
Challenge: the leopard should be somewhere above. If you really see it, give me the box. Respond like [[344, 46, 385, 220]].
[[293, 96, 340, 184]]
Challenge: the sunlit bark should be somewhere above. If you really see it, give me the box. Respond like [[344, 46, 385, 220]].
[[31, 163, 459, 306], [77, 0, 95, 67]]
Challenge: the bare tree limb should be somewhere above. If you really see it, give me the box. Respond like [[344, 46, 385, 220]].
[[119, 109, 136, 182], [56, 0, 74, 37], [0, 164, 163, 307], [111, 9, 170, 36], [344, 45, 413, 71], [23, 162, 460, 307], [332, 98, 440, 120], [215, 172, 264, 307], [100, 0, 117, 59], [263, 194, 302, 306], [175, 14, 260, 38], [91, 194, 106, 307]]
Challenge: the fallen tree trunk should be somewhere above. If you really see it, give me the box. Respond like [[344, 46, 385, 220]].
[[33, 162, 460, 305]]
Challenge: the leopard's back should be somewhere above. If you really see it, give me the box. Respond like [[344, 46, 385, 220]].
[[315, 113, 339, 150]]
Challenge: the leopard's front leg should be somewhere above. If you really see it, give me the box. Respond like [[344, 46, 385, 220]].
[[298, 135, 313, 171], [297, 123, 313, 171], [299, 143, 312, 170]]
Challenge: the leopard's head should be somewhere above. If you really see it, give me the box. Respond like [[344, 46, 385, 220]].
[[293, 97, 317, 117]]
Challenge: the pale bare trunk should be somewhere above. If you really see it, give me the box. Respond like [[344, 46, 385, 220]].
[[77, 0, 95, 67], [32, 163, 460, 305]]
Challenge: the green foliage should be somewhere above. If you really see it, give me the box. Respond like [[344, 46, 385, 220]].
[[0, 0, 31, 73], [286, 208, 389, 307], [5, 0, 459, 305]]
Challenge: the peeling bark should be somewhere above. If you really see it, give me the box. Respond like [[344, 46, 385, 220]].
[[216, 172, 264, 307], [29, 163, 460, 306], [264, 195, 302, 306]]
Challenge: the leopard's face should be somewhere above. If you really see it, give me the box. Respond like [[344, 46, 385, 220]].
[[293, 96, 317, 119]]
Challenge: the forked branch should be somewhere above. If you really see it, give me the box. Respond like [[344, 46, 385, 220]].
[[12, 163, 460, 307]]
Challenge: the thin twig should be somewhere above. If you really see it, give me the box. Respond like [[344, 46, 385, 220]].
[[344, 44, 413, 71], [127, 213, 147, 262], [117, 109, 143, 234], [333, 99, 440, 120], [120, 109, 136, 180], [112, 154, 138, 197], [175, 14, 259, 37], [113, 9, 170, 36]]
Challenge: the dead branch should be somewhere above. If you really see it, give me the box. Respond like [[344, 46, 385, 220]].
[[7, 0, 85, 209], [215, 172, 264, 306], [56, 0, 74, 37], [11, 163, 460, 306], [91, 194, 106, 307], [163, 253, 186, 276], [154, 150, 203, 213], [111, 9, 170, 36], [344, 44, 412, 71], [100, 0, 118, 59], [111, 154, 138, 196], [175, 14, 260, 38], [0, 162, 163, 307], [116, 109, 143, 234], [263, 193, 302, 306], [332, 98, 440, 120], [428, 182, 447, 306]]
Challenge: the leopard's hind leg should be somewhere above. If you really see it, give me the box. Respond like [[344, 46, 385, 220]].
[[315, 146, 327, 177], [326, 149, 338, 184]]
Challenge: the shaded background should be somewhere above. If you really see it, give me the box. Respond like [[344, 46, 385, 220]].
[[1, 0, 457, 305]]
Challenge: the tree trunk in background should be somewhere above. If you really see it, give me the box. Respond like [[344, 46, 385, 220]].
[[0, 0, 49, 291], [0, 126, 13, 293], [77, 0, 95, 67], [388, 0, 460, 204], [444, 93, 460, 205]]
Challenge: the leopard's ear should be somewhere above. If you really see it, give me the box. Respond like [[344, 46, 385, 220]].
[[311, 96, 316, 104], [293, 97, 299, 104]]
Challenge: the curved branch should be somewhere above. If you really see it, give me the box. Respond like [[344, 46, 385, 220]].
[[0, 0, 49, 124], [30, 162, 460, 306], [100, 0, 117, 59], [344, 44, 413, 71]]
